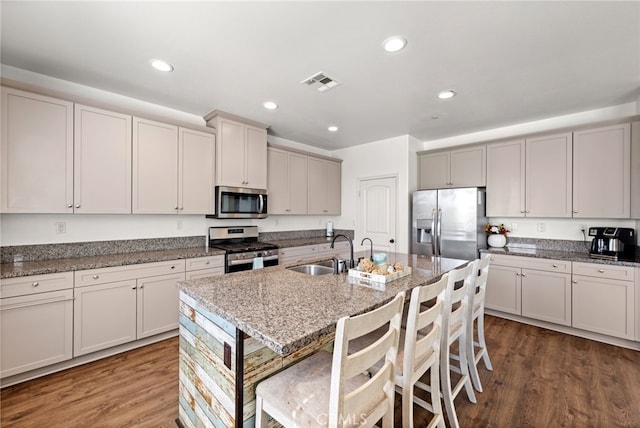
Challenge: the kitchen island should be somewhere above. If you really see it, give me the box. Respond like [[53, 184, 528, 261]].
[[176, 253, 467, 428]]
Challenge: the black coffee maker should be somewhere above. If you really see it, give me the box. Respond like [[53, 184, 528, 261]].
[[588, 227, 636, 260]]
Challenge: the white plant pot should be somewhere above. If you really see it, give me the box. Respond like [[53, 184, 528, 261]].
[[487, 234, 507, 248]]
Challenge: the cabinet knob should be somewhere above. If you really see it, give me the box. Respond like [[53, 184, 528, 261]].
[[92, 275, 99, 279], [132, 286, 137, 290], [75, 204, 80, 208], [598, 269, 604, 273], [32, 282, 39, 287], [515, 273, 520, 276], [205, 261, 210, 265], [525, 210, 530, 213], [572, 280, 578, 284], [175, 206, 179, 210], [552, 264, 558, 268], [521, 273, 526, 277], [67, 203, 73, 208], [323, 210, 328, 213], [171, 265, 176, 269], [179, 207, 184, 210], [573, 210, 579, 213], [520, 210, 525, 213], [139, 285, 144, 289]]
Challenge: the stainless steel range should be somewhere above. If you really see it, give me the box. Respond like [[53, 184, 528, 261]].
[[208, 226, 279, 273]]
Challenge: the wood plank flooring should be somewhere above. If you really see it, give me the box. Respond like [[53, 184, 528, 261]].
[[2, 316, 639, 427]]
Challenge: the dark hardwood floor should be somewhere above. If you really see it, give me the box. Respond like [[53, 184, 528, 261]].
[[2, 316, 639, 427]]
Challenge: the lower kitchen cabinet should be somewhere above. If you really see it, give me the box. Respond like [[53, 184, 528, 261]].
[[74, 260, 185, 356], [185, 255, 225, 280], [279, 241, 352, 265], [572, 262, 635, 340], [0, 272, 74, 378], [486, 254, 571, 325]]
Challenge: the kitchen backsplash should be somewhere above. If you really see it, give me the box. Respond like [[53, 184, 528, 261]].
[[0, 229, 355, 264]]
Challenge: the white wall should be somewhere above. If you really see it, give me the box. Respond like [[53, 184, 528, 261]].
[[333, 135, 414, 253], [490, 217, 637, 242]]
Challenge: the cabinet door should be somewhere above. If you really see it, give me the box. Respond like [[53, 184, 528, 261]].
[[521, 269, 571, 325], [486, 140, 525, 217], [137, 273, 184, 339], [325, 160, 341, 215], [418, 152, 449, 189], [132, 118, 179, 214], [279, 245, 319, 265], [267, 148, 290, 214], [525, 133, 572, 217], [572, 275, 634, 340], [1, 87, 73, 213], [74, 104, 132, 214], [74, 280, 137, 356], [245, 125, 267, 189], [307, 157, 329, 215], [485, 264, 521, 315], [631, 121, 640, 219], [217, 118, 245, 187], [573, 123, 631, 218], [450, 145, 486, 188], [1, 289, 73, 377], [179, 128, 215, 214]]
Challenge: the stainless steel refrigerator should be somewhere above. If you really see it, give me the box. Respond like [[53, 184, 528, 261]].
[[411, 187, 487, 259]]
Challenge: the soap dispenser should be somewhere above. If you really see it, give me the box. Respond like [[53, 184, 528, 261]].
[[326, 220, 334, 238]]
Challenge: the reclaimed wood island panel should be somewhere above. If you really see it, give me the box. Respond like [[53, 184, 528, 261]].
[[176, 253, 467, 427]]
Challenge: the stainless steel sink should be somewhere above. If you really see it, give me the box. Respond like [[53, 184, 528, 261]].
[[287, 260, 335, 275]]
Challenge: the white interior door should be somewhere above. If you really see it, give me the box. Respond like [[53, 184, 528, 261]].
[[358, 176, 397, 254]]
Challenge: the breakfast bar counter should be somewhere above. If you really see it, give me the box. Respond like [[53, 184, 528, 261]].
[[176, 253, 467, 428]]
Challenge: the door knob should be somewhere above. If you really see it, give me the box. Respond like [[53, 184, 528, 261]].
[[389, 239, 395, 244]]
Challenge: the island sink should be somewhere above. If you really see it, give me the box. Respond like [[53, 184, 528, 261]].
[[287, 260, 334, 275]]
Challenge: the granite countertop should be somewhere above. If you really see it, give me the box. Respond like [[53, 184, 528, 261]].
[[177, 252, 468, 355], [0, 247, 224, 279], [481, 246, 640, 268], [265, 235, 344, 248]]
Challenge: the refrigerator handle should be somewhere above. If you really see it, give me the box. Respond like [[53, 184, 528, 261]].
[[437, 208, 443, 256], [431, 208, 437, 256]]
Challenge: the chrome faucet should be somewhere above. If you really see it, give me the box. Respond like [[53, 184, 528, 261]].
[[360, 237, 373, 261], [330, 234, 355, 269]]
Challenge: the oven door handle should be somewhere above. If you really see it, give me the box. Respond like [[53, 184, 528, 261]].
[[228, 255, 278, 266]]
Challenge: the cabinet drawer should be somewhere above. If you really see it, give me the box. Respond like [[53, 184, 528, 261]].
[[1, 272, 73, 298], [185, 267, 225, 280], [186, 255, 224, 271], [486, 254, 570, 273], [75, 259, 186, 287], [279, 245, 318, 264], [572, 262, 634, 281]]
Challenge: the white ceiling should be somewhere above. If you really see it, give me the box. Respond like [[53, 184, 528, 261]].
[[2, 1, 639, 150]]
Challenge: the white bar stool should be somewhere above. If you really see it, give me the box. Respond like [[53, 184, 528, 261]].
[[466, 254, 493, 392], [255, 292, 405, 428]]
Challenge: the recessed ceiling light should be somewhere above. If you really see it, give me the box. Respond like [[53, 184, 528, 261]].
[[383, 37, 407, 53], [150, 59, 174, 72], [328, 125, 339, 132], [438, 90, 456, 100], [263, 101, 278, 110]]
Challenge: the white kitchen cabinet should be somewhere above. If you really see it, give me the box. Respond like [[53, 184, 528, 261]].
[[179, 127, 216, 214], [205, 111, 268, 189], [133, 117, 179, 214], [185, 255, 225, 280], [486, 254, 571, 325], [318, 241, 351, 260], [137, 272, 184, 339], [1, 87, 74, 213], [573, 123, 631, 218], [74, 104, 132, 214], [631, 121, 640, 219], [0, 272, 74, 378], [636, 267, 640, 342], [133, 117, 215, 214], [279, 245, 320, 265], [572, 262, 635, 340], [267, 147, 308, 214], [307, 157, 341, 215], [486, 133, 572, 218], [74, 260, 186, 356], [418, 145, 486, 190]]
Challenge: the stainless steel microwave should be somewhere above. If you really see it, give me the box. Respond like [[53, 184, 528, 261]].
[[211, 186, 268, 219]]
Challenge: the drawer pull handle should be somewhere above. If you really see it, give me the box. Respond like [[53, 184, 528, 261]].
[[521, 273, 526, 277], [92, 275, 99, 279], [572, 280, 578, 284], [171, 266, 175, 269], [552, 264, 558, 268], [32, 282, 39, 287], [205, 261, 210, 265], [598, 269, 605, 273]]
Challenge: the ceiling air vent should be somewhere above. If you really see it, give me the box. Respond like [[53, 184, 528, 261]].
[[301, 71, 341, 92]]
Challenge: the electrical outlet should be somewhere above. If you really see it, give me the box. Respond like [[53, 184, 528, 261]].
[[177, 220, 183, 230], [537, 222, 545, 233], [578, 224, 587, 233], [55, 221, 66, 234], [510, 223, 518, 232]]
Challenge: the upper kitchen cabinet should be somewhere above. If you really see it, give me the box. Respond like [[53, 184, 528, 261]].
[[178, 128, 216, 214], [1, 87, 73, 213], [307, 157, 341, 215], [74, 104, 132, 214], [205, 111, 268, 189], [267, 147, 308, 214], [631, 121, 640, 219], [573, 123, 630, 218], [133, 117, 215, 214], [418, 145, 486, 190], [486, 133, 572, 218]]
